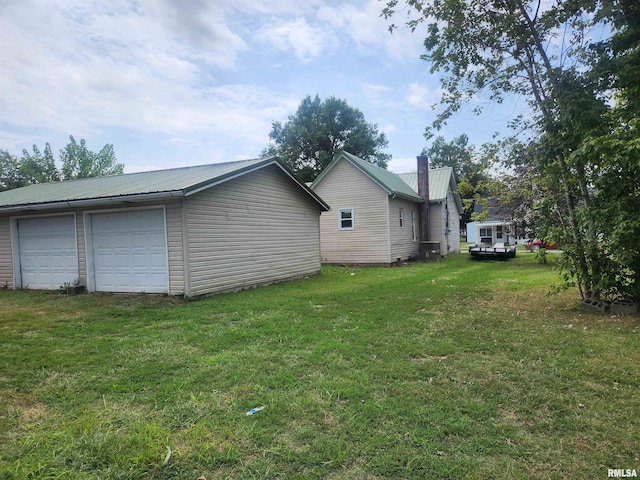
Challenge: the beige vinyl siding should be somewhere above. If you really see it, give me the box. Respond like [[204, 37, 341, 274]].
[[389, 197, 420, 261], [429, 202, 446, 255], [446, 190, 461, 254], [314, 160, 390, 264], [0, 216, 12, 288], [185, 164, 321, 296], [429, 191, 461, 256], [165, 200, 185, 295]]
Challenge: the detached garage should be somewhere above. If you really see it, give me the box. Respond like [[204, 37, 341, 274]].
[[0, 157, 329, 296]]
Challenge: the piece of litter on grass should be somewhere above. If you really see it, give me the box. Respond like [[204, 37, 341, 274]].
[[246, 406, 265, 416], [163, 446, 172, 466], [350, 273, 355, 276]]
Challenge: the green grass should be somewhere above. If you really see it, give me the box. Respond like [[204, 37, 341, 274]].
[[0, 254, 638, 479]]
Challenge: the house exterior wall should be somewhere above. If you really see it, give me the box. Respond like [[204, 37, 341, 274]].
[[467, 221, 527, 246], [0, 199, 185, 294], [313, 160, 391, 264], [184, 164, 321, 297], [389, 197, 420, 261], [466, 221, 478, 243], [446, 189, 461, 254], [429, 202, 445, 254], [429, 189, 461, 256], [0, 216, 12, 288], [165, 201, 185, 295]]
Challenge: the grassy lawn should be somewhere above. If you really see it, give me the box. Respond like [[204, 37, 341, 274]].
[[0, 254, 638, 479]]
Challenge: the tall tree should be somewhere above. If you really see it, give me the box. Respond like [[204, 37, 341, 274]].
[[383, 0, 638, 302], [0, 149, 24, 191], [0, 137, 124, 191], [60, 135, 123, 180], [573, 0, 640, 302], [263, 95, 390, 182], [20, 143, 60, 185]]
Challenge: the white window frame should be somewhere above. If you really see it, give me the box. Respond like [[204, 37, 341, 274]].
[[338, 208, 355, 231], [399, 208, 404, 228]]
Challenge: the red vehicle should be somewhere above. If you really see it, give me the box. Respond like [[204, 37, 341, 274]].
[[525, 239, 558, 251]]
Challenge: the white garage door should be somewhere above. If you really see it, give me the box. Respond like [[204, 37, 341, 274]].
[[18, 215, 78, 289], [90, 209, 168, 293]]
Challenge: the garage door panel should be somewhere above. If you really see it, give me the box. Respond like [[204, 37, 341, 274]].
[[18, 216, 78, 290], [90, 209, 168, 293]]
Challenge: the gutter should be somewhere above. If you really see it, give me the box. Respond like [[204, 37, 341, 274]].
[[0, 190, 185, 213]]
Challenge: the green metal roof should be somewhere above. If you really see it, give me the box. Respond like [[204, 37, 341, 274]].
[[0, 157, 330, 212], [311, 151, 423, 202], [397, 168, 463, 211]]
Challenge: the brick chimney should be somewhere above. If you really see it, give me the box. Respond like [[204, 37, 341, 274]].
[[417, 155, 430, 242]]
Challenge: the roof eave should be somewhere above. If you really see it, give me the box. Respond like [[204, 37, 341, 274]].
[[392, 192, 424, 203], [0, 190, 185, 213]]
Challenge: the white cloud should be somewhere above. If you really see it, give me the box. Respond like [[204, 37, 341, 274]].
[[406, 83, 440, 109], [0, 0, 300, 152], [316, 0, 422, 62], [361, 83, 394, 101], [0, 0, 450, 169], [388, 156, 417, 174], [0, 131, 36, 154], [150, 0, 248, 68], [382, 123, 397, 134], [258, 17, 338, 60]]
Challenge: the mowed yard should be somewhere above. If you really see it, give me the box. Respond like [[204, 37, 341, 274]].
[[0, 254, 638, 479]]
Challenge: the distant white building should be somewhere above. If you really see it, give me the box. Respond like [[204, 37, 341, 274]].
[[466, 200, 528, 246]]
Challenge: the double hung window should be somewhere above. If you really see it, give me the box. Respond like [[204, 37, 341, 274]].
[[339, 208, 354, 230]]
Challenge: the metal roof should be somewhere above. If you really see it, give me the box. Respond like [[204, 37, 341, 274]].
[[0, 157, 330, 212], [311, 151, 423, 202], [398, 167, 457, 202], [397, 168, 463, 211]]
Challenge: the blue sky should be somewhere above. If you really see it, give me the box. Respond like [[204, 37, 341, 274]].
[[0, 0, 524, 175]]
